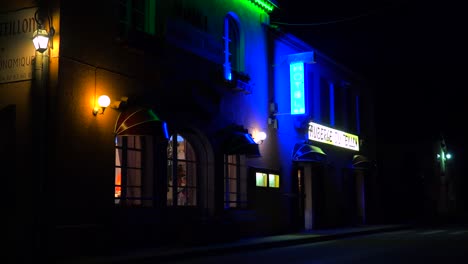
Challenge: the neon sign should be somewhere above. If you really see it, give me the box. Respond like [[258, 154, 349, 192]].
[[308, 122, 359, 151], [290, 62, 305, 115]]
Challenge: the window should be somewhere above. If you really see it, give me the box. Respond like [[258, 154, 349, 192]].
[[223, 14, 240, 81], [115, 135, 154, 206], [224, 154, 248, 208], [255, 172, 280, 188], [167, 134, 197, 206], [118, 0, 156, 38], [319, 77, 330, 125]]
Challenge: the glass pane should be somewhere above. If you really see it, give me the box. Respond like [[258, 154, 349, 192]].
[[126, 186, 141, 199], [127, 168, 141, 186], [228, 178, 237, 193], [134, 136, 142, 149], [256, 172, 267, 187], [186, 162, 196, 188], [269, 174, 280, 188], [115, 136, 123, 147], [115, 168, 122, 198], [127, 150, 141, 168], [184, 138, 196, 162], [177, 186, 187, 205], [127, 136, 134, 148], [177, 136, 186, 159], [115, 149, 122, 166], [187, 186, 197, 206]]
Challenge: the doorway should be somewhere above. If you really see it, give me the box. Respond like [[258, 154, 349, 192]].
[[294, 163, 326, 230]]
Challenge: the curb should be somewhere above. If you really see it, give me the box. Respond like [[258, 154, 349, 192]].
[[113, 225, 412, 263]]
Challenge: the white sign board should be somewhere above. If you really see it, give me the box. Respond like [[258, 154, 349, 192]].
[[308, 121, 359, 151], [0, 7, 38, 83]]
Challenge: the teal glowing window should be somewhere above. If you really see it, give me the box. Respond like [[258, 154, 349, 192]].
[[290, 62, 306, 115], [256, 172, 280, 188]]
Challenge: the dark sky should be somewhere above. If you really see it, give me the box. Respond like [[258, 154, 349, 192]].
[[270, 0, 466, 149]]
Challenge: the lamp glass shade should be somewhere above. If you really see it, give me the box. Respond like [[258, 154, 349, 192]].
[[97, 95, 111, 108], [32, 28, 49, 52], [257, 131, 267, 141]]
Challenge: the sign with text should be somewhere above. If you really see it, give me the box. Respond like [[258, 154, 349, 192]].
[[308, 121, 359, 151], [0, 7, 38, 84], [290, 62, 305, 115]]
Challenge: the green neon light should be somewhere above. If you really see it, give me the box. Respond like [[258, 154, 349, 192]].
[[245, 0, 276, 13]]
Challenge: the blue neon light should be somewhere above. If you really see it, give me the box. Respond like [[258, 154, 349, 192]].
[[290, 62, 305, 115], [329, 82, 335, 126]]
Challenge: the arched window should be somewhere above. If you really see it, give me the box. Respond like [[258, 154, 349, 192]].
[[167, 134, 198, 206], [223, 14, 240, 81]]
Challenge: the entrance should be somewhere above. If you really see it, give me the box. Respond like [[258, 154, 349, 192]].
[[294, 163, 326, 230]]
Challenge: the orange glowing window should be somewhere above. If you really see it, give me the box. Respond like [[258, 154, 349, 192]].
[[115, 172, 122, 198]]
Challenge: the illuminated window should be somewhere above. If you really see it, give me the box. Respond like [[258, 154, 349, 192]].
[[115, 135, 154, 206], [255, 171, 280, 188], [224, 154, 247, 208], [319, 77, 330, 125], [167, 134, 197, 206], [223, 14, 240, 81], [118, 0, 156, 38]]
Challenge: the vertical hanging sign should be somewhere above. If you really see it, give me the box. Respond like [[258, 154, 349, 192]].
[[290, 62, 305, 115]]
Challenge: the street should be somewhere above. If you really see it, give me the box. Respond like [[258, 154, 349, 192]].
[[156, 226, 468, 264]]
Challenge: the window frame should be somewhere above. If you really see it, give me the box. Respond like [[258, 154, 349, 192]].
[[224, 154, 250, 209], [118, 0, 156, 39], [167, 133, 198, 207], [223, 13, 240, 81], [115, 135, 153, 207], [254, 169, 280, 189]]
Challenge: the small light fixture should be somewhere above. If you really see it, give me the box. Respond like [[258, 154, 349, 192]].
[[32, 9, 55, 53], [253, 131, 267, 144], [93, 95, 111, 116], [32, 27, 50, 53]]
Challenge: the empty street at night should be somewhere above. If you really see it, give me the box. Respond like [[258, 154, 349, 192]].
[[157, 226, 468, 264]]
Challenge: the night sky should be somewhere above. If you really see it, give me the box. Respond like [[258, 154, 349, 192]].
[[270, 0, 467, 160]]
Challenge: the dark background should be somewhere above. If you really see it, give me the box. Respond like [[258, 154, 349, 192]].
[[270, 0, 465, 141], [270, 0, 467, 217]]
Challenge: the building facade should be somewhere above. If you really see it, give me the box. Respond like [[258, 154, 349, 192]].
[[1, 0, 379, 262]]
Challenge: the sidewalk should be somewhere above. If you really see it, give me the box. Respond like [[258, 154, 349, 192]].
[[60, 224, 411, 264]]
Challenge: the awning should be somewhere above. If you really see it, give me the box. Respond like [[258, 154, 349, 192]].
[[292, 142, 327, 162], [216, 125, 260, 157], [114, 107, 169, 139], [352, 154, 375, 169]]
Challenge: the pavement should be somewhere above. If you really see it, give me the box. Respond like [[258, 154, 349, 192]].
[[59, 224, 412, 264]]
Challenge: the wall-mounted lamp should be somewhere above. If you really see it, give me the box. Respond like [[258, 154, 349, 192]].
[[32, 9, 55, 53], [32, 27, 50, 53], [93, 95, 111, 116], [253, 131, 267, 144]]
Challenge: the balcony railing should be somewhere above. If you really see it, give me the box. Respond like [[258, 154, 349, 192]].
[[166, 18, 223, 64], [226, 70, 252, 94]]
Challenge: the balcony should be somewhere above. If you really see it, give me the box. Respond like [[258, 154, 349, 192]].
[[165, 18, 223, 64], [225, 70, 252, 94]]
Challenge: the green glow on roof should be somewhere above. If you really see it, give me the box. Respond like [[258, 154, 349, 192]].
[[246, 0, 277, 13]]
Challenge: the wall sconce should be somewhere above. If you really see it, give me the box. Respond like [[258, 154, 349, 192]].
[[93, 95, 111, 116], [32, 27, 50, 53], [32, 9, 55, 53], [253, 131, 267, 144]]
